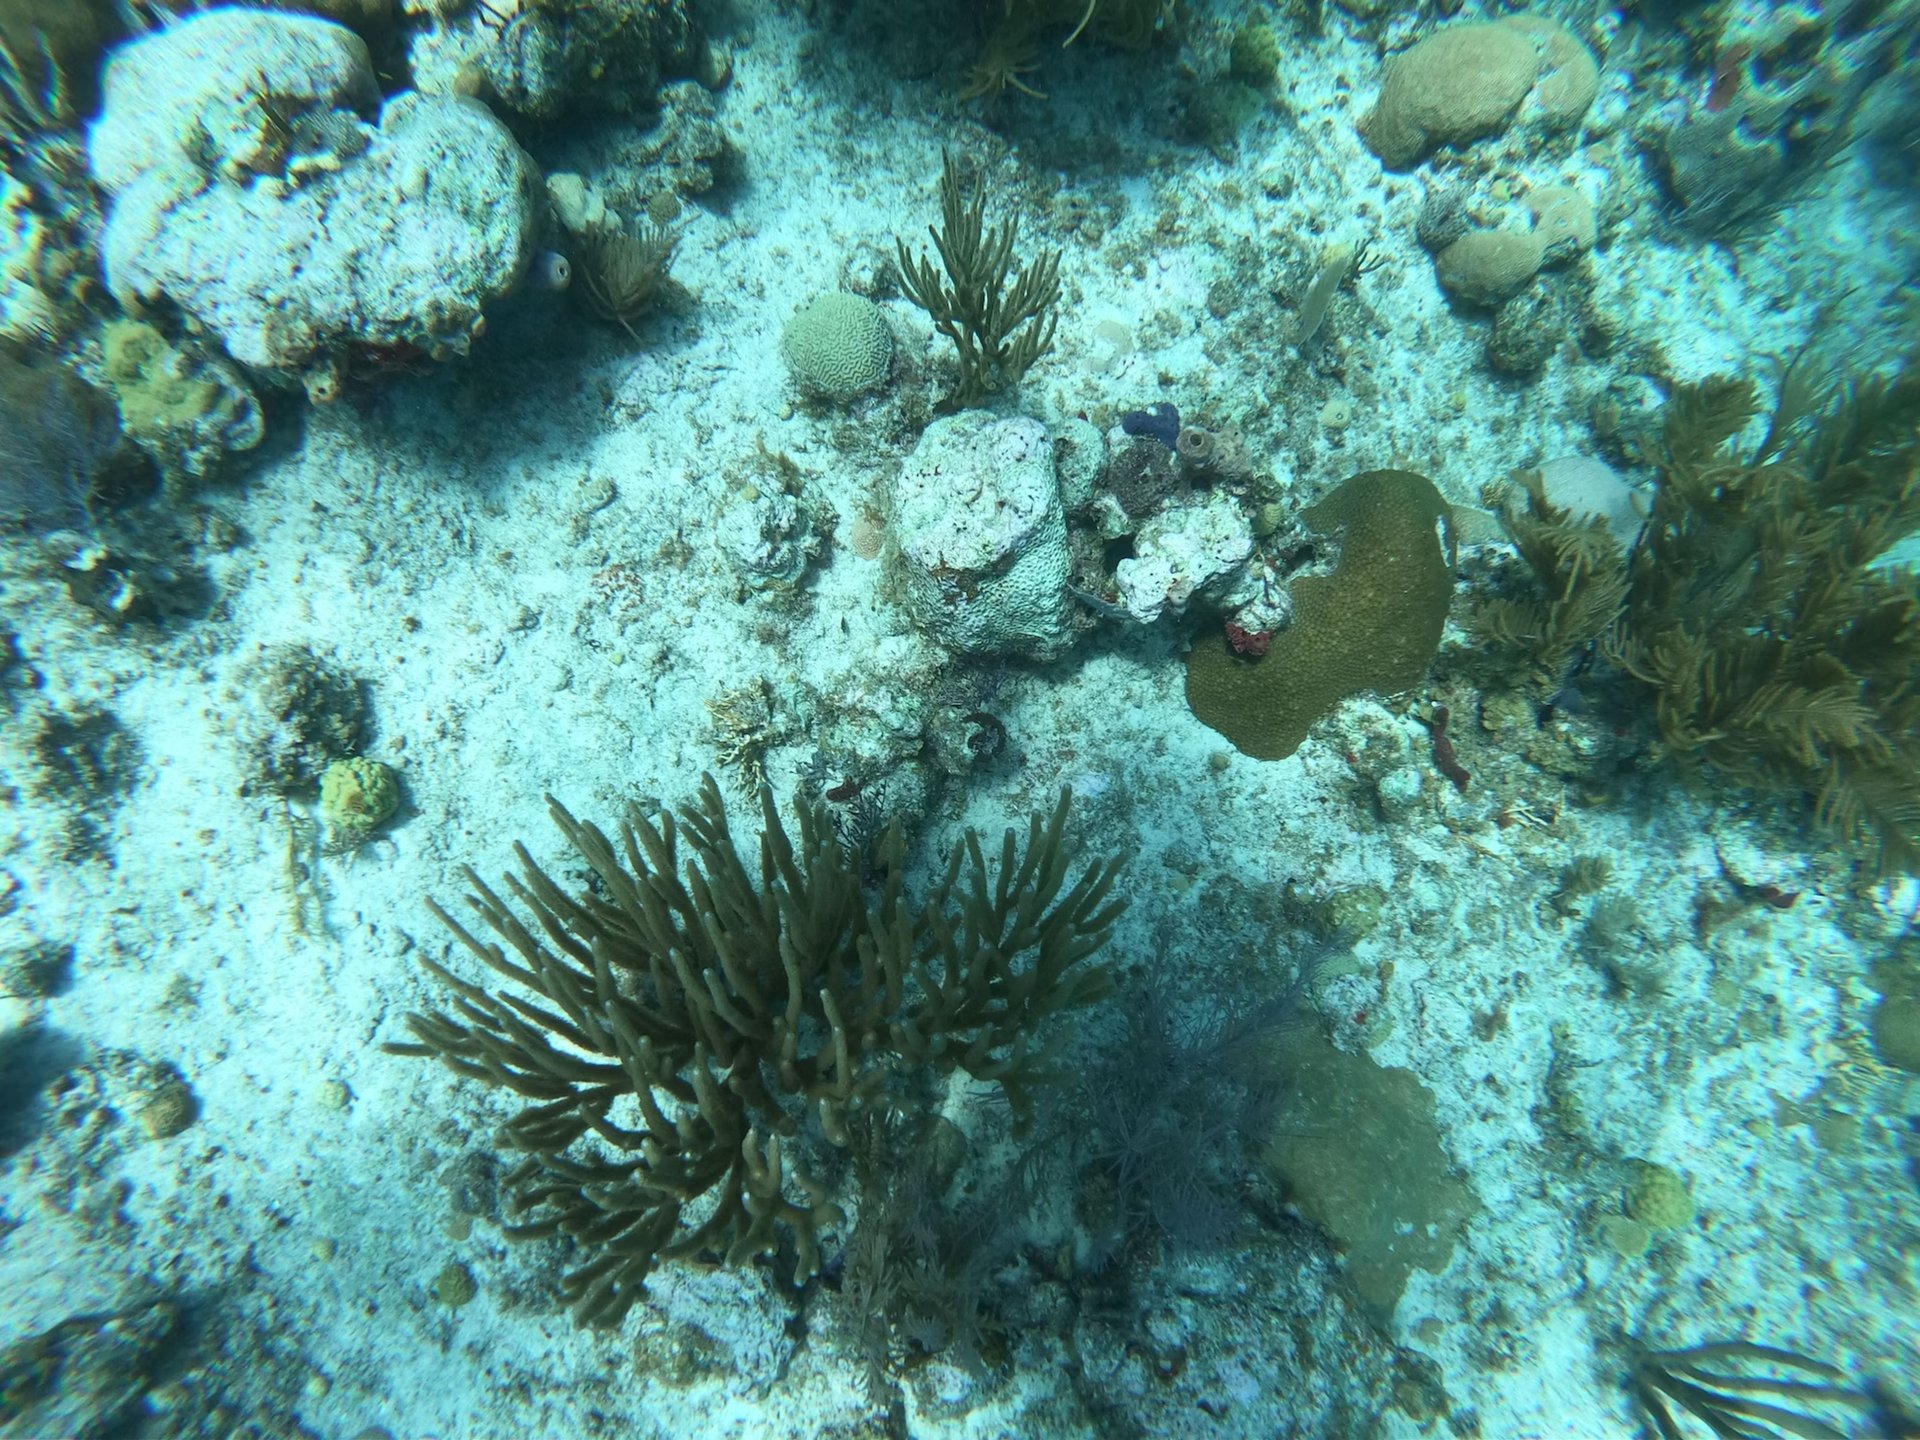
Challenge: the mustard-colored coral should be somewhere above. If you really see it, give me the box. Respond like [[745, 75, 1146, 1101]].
[[1624, 1161, 1693, 1231], [1186, 469, 1456, 760], [319, 756, 401, 840], [102, 319, 221, 442]]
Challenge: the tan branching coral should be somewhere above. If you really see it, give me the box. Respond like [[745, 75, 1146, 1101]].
[[1480, 349, 1920, 872], [1471, 469, 1630, 689], [389, 776, 1126, 1327]]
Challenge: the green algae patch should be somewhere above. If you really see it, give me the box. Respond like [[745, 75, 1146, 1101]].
[[1260, 1028, 1478, 1324], [102, 319, 221, 441], [1187, 469, 1455, 760]]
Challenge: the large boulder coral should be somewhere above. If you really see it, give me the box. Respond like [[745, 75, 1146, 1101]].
[[1433, 185, 1596, 306], [1643, 0, 1915, 234], [891, 413, 1072, 659], [1359, 17, 1599, 170], [405, 0, 713, 119], [88, 9, 540, 376]]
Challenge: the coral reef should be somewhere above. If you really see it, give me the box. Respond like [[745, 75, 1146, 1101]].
[[1611, 365, 1920, 873], [1358, 18, 1598, 170], [391, 777, 1126, 1328], [780, 292, 894, 401], [1480, 352, 1920, 872], [1643, 0, 1920, 235], [892, 411, 1073, 658]]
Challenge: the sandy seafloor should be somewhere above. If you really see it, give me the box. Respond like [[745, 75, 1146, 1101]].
[[2, 2, 1919, 1437]]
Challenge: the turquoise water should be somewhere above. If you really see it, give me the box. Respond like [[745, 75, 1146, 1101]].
[[2, 1, 1917, 1435]]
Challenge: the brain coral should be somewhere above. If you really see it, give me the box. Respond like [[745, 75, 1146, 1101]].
[[781, 292, 894, 400], [1186, 469, 1455, 759]]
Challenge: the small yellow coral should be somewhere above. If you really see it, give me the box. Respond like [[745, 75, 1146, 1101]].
[[319, 757, 401, 841]]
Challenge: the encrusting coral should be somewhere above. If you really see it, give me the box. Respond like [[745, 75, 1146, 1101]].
[[1186, 469, 1456, 760], [389, 776, 1126, 1328]]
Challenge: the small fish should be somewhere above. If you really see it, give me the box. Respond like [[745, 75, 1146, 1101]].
[[528, 250, 572, 292]]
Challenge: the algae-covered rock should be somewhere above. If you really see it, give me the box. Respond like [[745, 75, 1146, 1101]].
[[1229, 20, 1281, 86], [0, 1298, 179, 1438], [319, 756, 401, 840], [1186, 469, 1455, 760], [237, 645, 369, 798], [1261, 1030, 1478, 1322], [99, 319, 262, 482], [1433, 187, 1595, 307], [405, 0, 709, 120], [717, 486, 825, 591], [1869, 994, 1920, 1072], [90, 9, 540, 374], [892, 412, 1072, 659]]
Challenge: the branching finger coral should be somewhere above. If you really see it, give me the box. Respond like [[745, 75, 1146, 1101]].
[[389, 776, 1126, 1328]]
